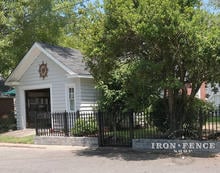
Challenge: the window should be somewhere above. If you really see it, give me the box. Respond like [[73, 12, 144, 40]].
[[69, 88, 75, 111]]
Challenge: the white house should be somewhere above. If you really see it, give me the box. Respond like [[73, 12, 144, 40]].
[[6, 42, 99, 129], [206, 84, 220, 108]]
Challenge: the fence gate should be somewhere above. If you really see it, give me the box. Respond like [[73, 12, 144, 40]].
[[98, 112, 133, 147]]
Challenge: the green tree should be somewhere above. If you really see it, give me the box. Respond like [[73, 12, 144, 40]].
[[83, 0, 220, 131], [209, 0, 220, 8], [0, 1, 14, 78], [0, 0, 87, 78], [0, 0, 61, 77]]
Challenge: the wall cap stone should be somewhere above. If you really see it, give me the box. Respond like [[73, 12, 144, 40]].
[[34, 136, 98, 147]]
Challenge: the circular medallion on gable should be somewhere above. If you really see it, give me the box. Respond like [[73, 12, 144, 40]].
[[39, 61, 48, 79]]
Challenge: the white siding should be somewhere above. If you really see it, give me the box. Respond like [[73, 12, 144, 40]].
[[16, 53, 81, 129], [20, 53, 68, 110], [206, 84, 220, 107], [65, 78, 81, 112], [14, 86, 23, 129], [79, 78, 99, 111], [15, 52, 98, 129], [209, 94, 220, 107]]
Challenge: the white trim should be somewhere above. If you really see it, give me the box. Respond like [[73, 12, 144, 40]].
[[65, 83, 76, 112], [5, 82, 20, 86], [66, 74, 93, 79], [18, 88, 26, 129], [19, 83, 53, 129], [78, 78, 82, 111], [197, 88, 201, 99], [20, 83, 52, 90]]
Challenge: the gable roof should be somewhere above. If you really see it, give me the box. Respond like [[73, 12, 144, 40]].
[[37, 42, 89, 75], [6, 42, 92, 86]]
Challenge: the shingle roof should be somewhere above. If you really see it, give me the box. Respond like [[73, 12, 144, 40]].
[[37, 42, 90, 75]]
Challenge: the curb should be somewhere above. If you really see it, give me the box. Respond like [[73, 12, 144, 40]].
[[0, 142, 91, 150]]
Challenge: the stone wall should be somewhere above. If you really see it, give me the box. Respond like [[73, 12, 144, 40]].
[[34, 136, 98, 147], [133, 139, 220, 153]]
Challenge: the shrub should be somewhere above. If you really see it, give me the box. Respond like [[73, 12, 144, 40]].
[[71, 117, 98, 137], [0, 113, 17, 133], [150, 97, 213, 134]]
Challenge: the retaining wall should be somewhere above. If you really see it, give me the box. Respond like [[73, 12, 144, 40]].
[[34, 136, 98, 147], [132, 139, 220, 153]]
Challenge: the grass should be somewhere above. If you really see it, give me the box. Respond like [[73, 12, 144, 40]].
[[207, 116, 220, 123], [0, 135, 34, 144], [104, 128, 160, 139]]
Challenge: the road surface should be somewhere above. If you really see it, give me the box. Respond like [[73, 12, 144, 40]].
[[0, 144, 219, 173]]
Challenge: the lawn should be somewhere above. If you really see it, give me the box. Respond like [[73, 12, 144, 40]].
[[0, 135, 34, 144], [207, 116, 220, 123], [104, 128, 160, 139]]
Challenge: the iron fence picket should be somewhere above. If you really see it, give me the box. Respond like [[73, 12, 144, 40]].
[[35, 109, 220, 146], [215, 111, 217, 132]]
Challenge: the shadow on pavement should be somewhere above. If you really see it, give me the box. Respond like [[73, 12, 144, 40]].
[[74, 147, 218, 161]]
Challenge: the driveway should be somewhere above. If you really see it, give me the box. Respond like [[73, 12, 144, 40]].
[[0, 144, 219, 173], [1, 129, 35, 137]]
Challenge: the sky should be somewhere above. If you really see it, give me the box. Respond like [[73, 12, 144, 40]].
[[91, 0, 219, 13], [202, 0, 219, 13]]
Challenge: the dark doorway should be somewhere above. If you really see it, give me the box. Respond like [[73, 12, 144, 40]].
[[25, 89, 50, 128]]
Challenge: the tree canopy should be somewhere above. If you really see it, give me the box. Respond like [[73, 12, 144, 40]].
[[209, 0, 220, 8], [0, 0, 219, 132], [0, 0, 89, 78], [81, 0, 220, 130]]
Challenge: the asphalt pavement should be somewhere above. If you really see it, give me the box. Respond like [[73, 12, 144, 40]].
[[0, 143, 220, 173]]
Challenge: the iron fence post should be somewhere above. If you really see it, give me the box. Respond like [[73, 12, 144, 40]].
[[76, 110, 80, 119], [35, 112, 39, 136], [198, 109, 203, 140], [98, 111, 103, 146], [129, 111, 134, 147], [64, 111, 69, 136]]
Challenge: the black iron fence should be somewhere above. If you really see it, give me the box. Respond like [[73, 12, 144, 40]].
[[35, 109, 220, 146], [134, 110, 220, 140], [35, 111, 98, 137], [98, 110, 220, 146]]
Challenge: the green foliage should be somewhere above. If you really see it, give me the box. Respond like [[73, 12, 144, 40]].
[[96, 62, 132, 111], [0, 0, 89, 77], [0, 0, 219, 133], [0, 113, 16, 133], [209, 0, 220, 8], [82, 0, 220, 129], [125, 60, 161, 111], [71, 117, 98, 136], [96, 60, 160, 112], [151, 97, 213, 133]]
